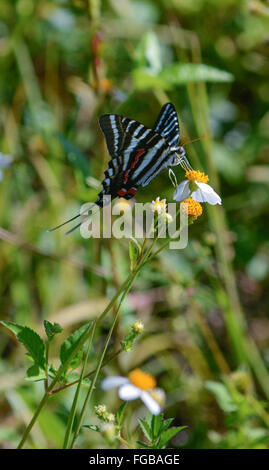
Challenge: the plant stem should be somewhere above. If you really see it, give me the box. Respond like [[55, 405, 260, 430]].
[[70, 270, 139, 448], [51, 349, 122, 395], [63, 322, 96, 449], [16, 222, 167, 448], [17, 392, 50, 449], [45, 341, 49, 392], [17, 323, 93, 448], [118, 436, 133, 449]]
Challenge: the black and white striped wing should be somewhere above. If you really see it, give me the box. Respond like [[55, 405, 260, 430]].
[[98, 114, 175, 204], [49, 105, 180, 234], [153, 102, 180, 148]]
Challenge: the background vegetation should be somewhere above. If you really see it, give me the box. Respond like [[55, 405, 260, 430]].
[[0, 0, 269, 449]]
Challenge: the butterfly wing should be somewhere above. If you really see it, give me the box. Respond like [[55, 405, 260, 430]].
[[98, 112, 177, 204], [153, 102, 180, 148], [49, 106, 179, 234]]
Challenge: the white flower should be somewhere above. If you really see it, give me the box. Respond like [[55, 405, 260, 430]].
[[173, 170, 222, 206], [101, 369, 161, 415], [151, 197, 167, 214]]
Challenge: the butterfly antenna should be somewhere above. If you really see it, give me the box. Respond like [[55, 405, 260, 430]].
[[47, 204, 97, 234], [64, 221, 83, 236], [178, 134, 206, 171], [47, 213, 82, 232], [64, 205, 100, 236], [182, 134, 206, 147]]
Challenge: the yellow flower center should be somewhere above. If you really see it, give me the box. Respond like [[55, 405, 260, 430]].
[[182, 198, 203, 219], [185, 169, 209, 183], [128, 369, 157, 391]]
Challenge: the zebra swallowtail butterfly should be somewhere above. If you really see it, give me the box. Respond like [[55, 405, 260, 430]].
[[49, 102, 191, 234]]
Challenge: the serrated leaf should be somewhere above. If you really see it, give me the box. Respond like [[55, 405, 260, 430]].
[[158, 426, 187, 449], [60, 322, 92, 371], [117, 402, 127, 426], [1, 321, 45, 368], [160, 417, 174, 433], [25, 364, 46, 382], [18, 328, 45, 368], [145, 411, 152, 427], [138, 418, 152, 441], [159, 63, 233, 85], [1, 321, 24, 336], [44, 320, 63, 341]]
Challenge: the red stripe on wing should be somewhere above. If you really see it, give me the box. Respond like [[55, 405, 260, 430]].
[[127, 188, 137, 195], [117, 189, 127, 197], [123, 148, 145, 184]]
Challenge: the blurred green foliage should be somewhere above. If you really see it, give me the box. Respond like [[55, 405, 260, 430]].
[[0, 0, 269, 449]]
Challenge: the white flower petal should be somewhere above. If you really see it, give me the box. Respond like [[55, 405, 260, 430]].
[[173, 180, 190, 202], [192, 182, 222, 205], [118, 384, 141, 401], [101, 376, 129, 390], [140, 391, 161, 415]]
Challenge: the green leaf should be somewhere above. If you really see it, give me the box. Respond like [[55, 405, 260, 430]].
[[205, 381, 238, 413], [1, 321, 45, 368], [138, 418, 152, 442], [25, 364, 46, 382], [1, 321, 24, 336], [135, 32, 162, 74], [130, 237, 142, 254], [117, 402, 127, 426], [136, 440, 151, 448], [160, 417, 174, 433], [158, 426, 187, 449], [159, 63, 233, 84], [44, 320, 63, 341], [83, 424, 100, 432], [151, 413, 163, 439], [133, 69, 171, 91], [60, 322, 92, 371]]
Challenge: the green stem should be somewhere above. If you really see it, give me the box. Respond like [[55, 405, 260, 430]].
[[45, 341, 49, 392], [17, 220, 170, 449], [17, 392, 50, 449], [70, 270, 139, 448], [17, 322, 93, 448], [63, 322, 96, 449], [118, 436, 133, 449], [51, 349, 122, 395]]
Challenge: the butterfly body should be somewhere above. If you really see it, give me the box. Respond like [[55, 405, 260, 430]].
[[49, 103, 190, 234]]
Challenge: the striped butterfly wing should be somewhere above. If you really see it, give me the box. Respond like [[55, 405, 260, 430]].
[[153, 102, 180, 148], [98, 114, 175, 203]]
